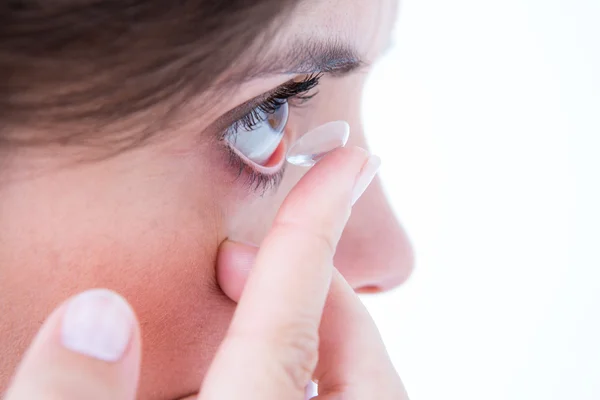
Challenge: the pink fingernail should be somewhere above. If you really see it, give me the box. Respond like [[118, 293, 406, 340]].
[[61, 289, 134, 362], [351, 155, 381, 205], [305, 381, 318, 399]]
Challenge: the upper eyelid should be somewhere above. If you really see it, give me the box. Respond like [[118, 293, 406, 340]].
[[211, 63, 369, 140], [215, 80, 297, 129], [217, 63, 360, 124], [214, 75, 321, 134], [232, 75, 321, 131]]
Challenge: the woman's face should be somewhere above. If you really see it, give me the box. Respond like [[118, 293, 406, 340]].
[[0, 0, 412, 398]]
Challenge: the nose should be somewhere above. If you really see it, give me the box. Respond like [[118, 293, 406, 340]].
[[334, 176, 414, 293]]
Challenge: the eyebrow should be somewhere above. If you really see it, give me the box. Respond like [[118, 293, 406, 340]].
[[231, 38, 368, 81], [208, 39, 366, 132]]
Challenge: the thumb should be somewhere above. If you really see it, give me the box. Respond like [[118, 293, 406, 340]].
[[4, 289, 141, 400], [216, 240, 260, 302]]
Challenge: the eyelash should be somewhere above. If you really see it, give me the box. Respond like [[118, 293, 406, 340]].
[[227, 73, 322, 134], [225, 73, 323, 194]]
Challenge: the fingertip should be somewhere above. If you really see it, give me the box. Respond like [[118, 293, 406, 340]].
[[60, 289, 136, 362], [290, 146, 370, 195], [5, 289, 142, 400], [217, 240, 259, 302]]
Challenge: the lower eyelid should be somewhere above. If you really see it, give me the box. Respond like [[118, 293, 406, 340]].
[[224, 135, 288, 194]]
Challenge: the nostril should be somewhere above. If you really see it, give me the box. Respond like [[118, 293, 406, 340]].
[[355, 285, 384, 294]]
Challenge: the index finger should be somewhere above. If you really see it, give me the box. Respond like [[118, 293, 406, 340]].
[[200, 146, 380, 400]]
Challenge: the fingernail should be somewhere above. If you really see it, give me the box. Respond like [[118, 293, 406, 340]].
[[305, 381, 318, 399], [61, 289, 134, 362], [351, 155, 381, 205]]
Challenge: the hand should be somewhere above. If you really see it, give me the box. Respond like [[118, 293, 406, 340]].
[[4, 146, 408, 400]]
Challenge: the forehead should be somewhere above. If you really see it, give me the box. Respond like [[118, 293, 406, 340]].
[[280, 0, 398, 61], [199, 0, 397, 120]]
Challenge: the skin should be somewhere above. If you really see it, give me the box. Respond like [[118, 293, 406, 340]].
[[5, 148, 408, 399], [0, 0, 413, 399]]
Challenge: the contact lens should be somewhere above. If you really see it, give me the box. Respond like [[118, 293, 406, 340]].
[[286, 121, 350, 167]]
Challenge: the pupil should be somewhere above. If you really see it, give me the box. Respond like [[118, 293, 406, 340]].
[[268, 115, 279, 129], [266, 102, 288, 132]]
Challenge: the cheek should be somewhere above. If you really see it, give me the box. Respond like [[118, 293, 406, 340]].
[[0, 154, 236, 397], [225, 165, 306, 245]]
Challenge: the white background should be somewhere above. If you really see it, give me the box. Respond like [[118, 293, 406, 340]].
[[362, 0, 599, 399]]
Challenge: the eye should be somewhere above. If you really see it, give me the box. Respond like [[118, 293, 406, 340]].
[[220, 73, 322, 193], [224, 100, 289, 166]]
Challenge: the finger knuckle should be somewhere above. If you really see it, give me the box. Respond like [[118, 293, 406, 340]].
[[227, 322, 320, 393], [273, 324, 320, 392]]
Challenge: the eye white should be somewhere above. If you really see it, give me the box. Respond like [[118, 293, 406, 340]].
[[225, 101, 289, 165]]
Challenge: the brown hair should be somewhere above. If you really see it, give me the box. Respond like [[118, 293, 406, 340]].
[[0, 0, 298, 147]]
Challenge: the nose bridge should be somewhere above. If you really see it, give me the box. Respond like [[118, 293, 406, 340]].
[[334, 177, 414, 292]]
